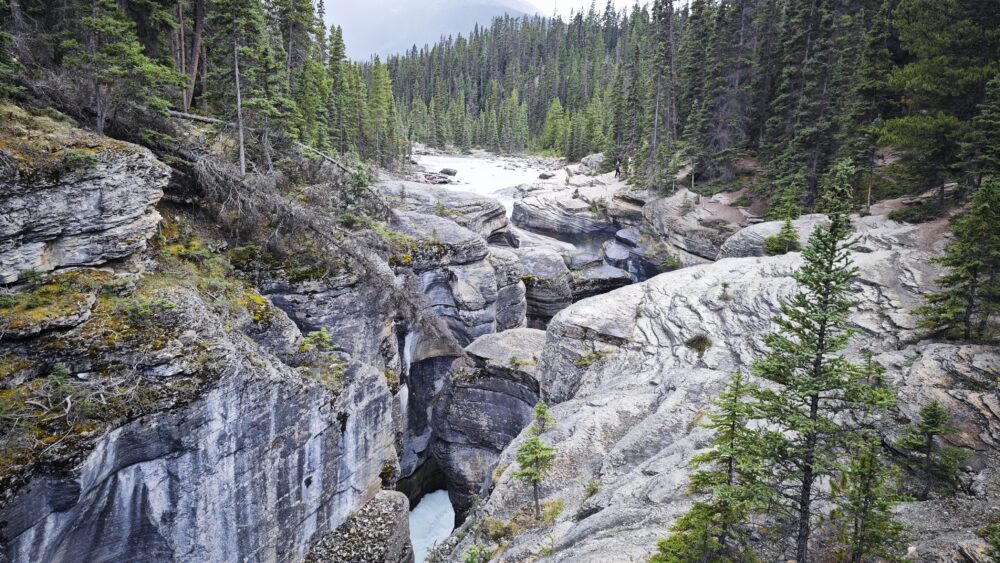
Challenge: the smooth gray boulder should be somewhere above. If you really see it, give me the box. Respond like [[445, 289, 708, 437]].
[[440, 168, 458, 176], [717, 214, 830, 259], [578, 153, 605, 175]]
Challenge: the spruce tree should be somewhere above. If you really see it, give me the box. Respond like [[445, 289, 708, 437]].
[[896, 401, 970, 500], [918, 179, 1000, 342], [967, 73, 1000, 182], [653, 373, 768, 562], [513, 401, 556, 519], [749, 191, 885, 562]]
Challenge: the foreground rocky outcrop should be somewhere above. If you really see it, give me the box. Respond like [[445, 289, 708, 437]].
[[439, 217, 998, 562], [305, 490, 414, 563], [431, 328, 545, 519], [0, 104, 168, 284], [0, 110, 406, 562]]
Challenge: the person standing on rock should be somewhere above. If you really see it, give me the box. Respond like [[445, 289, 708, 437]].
[[614, 159, 621, 178]]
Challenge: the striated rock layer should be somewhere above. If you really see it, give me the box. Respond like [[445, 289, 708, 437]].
[[441, 217, 999, 562], [431, 328, 545, 519], [0, 105, 168, 284]]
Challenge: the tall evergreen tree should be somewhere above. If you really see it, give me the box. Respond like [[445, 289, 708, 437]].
[[513, 401, 557, 520], [749, 175, 886, 561], [61, 0, 180, 132], [918, 179, 1000, 342]]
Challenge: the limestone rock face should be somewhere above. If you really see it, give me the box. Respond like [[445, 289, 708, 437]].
[[511, 180, 620, 237], [378, 181, 511, 243], [444, 219, 974, 562], [512, 246, 574, 325], [431, 328, 545, 518], [0, 107, 168, 283], [0, 283, 397, 563], [642, 189, 746, 261], [569, 262, 632, 301], [717, 214, 830, 259]]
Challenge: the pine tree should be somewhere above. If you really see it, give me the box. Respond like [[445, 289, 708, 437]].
[[897, 401, 970, 500], [513, 401, 557, 520], [918, 179, 1000, 342], [749, 195, 886, 562], [653, 373, 768, 562], [966, 73, 1000, 181]]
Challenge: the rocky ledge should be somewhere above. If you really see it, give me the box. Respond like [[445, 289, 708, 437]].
[[0, 104, 168, 283]]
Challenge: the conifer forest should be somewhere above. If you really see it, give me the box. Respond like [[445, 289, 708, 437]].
[[0, 1, 998, 562]]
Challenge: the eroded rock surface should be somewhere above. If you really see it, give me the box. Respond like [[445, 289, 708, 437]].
[[0, 105, 168, 284], [431, 328, 545, 518], [441, 218, 997, 562]]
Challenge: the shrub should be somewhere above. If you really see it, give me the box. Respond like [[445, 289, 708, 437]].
[[583, 479, 601, 500], [888, 202, 941, 224], [540, 499, 564, 524], [685, 334, 712, 358], [763, 219, 801, 256], [508, 356, 536, 369], [575, 350, 609, 367], [463, 544, 494, 563], [300, 328, 336, 353]]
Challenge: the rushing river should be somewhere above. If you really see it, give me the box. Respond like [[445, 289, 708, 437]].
[[417, 153, 547, 215], [408, 490, 455, 563]]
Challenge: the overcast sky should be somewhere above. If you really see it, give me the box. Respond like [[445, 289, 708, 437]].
[[527, 0, 644, 16], [325, 0, 648, 60]]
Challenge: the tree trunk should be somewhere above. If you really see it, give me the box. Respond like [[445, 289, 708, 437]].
[[920, 433, 934, 501], [796, 417, 818, 563], [234, 39, 247, 176], [533, 482, 541, 520], [185, 0, 204, 111], [9, 0, 26, 31], [199, 43, 208, 112]]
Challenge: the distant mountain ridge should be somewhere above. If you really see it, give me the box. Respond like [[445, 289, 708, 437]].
[[328, 0, 536, 61]]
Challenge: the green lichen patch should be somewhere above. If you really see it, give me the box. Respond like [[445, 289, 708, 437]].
[[0, 269, 113, 337], [0, 353, 34, 384], [0, 103, 137, 182]]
